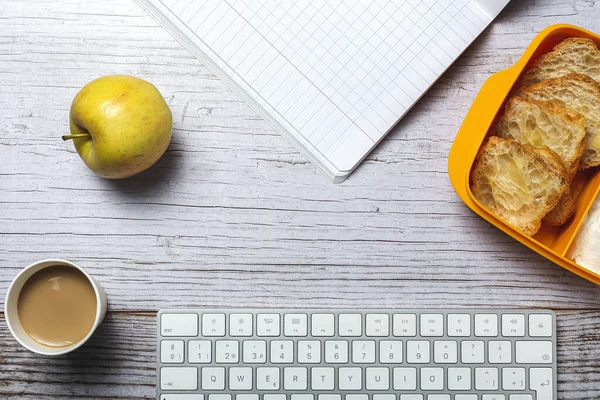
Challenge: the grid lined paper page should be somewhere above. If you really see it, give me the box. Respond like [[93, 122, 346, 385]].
[[139, 0, 502, 180]]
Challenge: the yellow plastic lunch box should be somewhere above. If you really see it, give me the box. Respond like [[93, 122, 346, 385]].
[[449, 24, 600, 286]]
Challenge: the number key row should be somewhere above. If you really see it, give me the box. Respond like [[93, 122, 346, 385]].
[[161, 339, 552, 365]]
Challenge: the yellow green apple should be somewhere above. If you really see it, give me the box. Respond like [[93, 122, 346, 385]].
[[62, 74, 173, 179]]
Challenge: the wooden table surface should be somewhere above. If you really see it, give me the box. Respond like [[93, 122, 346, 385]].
[[2, 0, 600, 398]]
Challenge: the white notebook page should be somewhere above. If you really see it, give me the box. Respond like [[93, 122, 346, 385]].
[[138, 0, 502, 181]]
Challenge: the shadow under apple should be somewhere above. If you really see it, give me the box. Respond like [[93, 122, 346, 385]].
[[100, 139, 184, 198]]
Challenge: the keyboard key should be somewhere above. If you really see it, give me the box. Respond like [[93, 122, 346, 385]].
[[508, 395, 532, 400], [264, 395, 285, 400], [530, 368, 553, 399], [406, 341, 430, 363], [160, 395, 203, 400], [393, 367, 417, 390], [209, 396, 231, 400], [448, 367, 471, 390], [380, 340, 402, 364], [257, 314, 280, 336], [161, 340, 184, 363], [160, 367, 198, 390], [201, 367, 225, 390], [284, 367, 308, 390], [188, 340, 211, 363], [161, 313, 198, 337], [420, 367, 443, 390], [447, 314, 471, 337], [257, 367, 280, 390], [291, 396, 313, 400], [502, 367, 526, 390], [271, 340, 294, 363], [318, 396, 341, 400], [529, 314, 553, 337], [298, 340, 321, 363], [455, 396, 477, 400], [202, 314, 226, 336], [373, 395, 395, 400], [325, 340, 349, 363], [338, 367, 362, 390], [311, 313, 335, 336], [400, 396, 423, 400], [461, 341, 484, 363], [346, 395, 368, 400], [311, 367, 334, 390], [488, 341, 511, 364], [482, 396, 505, 400], [428, 396, 450, 400], [393, 313, 417, 336], [284, 313, 308, 336], [237, 395, 259, 400], [352, 340, 376, 363], [516, 341, 553, 364], [434, 340, 457, 363], [366, 367, 390, 390], [229, 367, 252, 390], [243, 340, 267, 363], [420, 314, 444, 336], [366, 314, 389, 336], [230, 314, 253, 336], [475, 314, 498, 337], [216, 340, 239, 363], [502, 314, 525, 337], [339, 314, 362, 336], [475, 367, 499, 390]]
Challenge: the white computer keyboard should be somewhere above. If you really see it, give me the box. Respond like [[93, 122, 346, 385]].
[[156, 309, 556, 400]]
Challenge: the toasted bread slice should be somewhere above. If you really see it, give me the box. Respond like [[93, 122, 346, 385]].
[[493, 96, 586, 179], [532, 147, 575, 225], [520, 38, 600, 86], [517, 74, 600, 169], [544, 189, 575, 225], [471, 137, 567, 236]]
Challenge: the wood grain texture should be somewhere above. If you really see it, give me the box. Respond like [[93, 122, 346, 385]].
[[1, 0, 600, 398]]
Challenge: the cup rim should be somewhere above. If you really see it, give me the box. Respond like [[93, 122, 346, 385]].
[[4, 259, 104, 356]]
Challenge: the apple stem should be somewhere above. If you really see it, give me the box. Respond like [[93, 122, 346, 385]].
[[62, 133, 91, 141]]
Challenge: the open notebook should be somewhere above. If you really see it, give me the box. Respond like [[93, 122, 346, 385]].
[[136, 0, 511, 182]]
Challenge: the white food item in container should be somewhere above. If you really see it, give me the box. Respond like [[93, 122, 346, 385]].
[[568, 198, 600, 274]]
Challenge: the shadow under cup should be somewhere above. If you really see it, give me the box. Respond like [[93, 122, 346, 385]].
[[4, 259, 108, 356]]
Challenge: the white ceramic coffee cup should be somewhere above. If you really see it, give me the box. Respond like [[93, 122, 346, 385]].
[[4, 259, 108, 356]]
